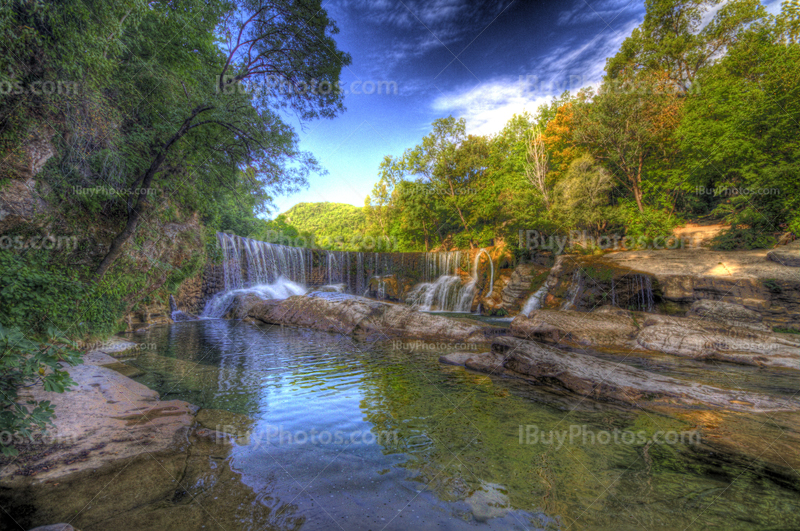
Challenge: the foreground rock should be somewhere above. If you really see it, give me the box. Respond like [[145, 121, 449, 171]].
[[246, 293, 503, 343], [511, 309, 800, 369], [485, 336, 797, 412], [1, 359, 196, 529], [767, 240, 800, 267]]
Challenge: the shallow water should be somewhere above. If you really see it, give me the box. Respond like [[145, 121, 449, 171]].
[[124, 320, 800, 530]]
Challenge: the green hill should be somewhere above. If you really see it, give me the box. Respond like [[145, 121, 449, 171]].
[[282, 202, 368, 250]]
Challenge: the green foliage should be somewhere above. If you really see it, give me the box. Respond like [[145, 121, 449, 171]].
[[283, 202, 368, 250], [709, 227, 777, 250], [0, 324, 82, 456], [0, 251, 124, 337]]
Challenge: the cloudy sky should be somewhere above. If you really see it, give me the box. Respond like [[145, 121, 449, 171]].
[[272, 0, 779, 215]]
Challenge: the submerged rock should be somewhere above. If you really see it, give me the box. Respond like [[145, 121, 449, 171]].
[[247, 294, 501, 343]]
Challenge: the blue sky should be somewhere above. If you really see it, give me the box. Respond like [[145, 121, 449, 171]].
[[272, 0, 782, 216]]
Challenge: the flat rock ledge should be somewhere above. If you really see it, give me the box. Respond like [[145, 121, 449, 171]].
[[444, 337, 798, 413], [511, 309, 800, 369], [0, 349, 197, 529], [246, 293, 504, 343]]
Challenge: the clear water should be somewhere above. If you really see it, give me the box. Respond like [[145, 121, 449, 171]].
[[123, 320, 800, 530]]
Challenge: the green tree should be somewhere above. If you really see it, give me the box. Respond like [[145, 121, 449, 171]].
[[606, 0, 766, 91], [678, 15, 800, 243], [93, 0, 351, 279]]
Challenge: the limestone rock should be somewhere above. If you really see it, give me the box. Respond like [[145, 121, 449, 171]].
[[510, 309, 640, 351], [492, 336, 798, 412], [767, 242, 800, 267], [1, 363, 196, 529], [687, 299, 768, 331], [247, 293, 500, 344]]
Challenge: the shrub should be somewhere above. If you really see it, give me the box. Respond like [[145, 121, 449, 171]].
[[0, 324, 82, 456]]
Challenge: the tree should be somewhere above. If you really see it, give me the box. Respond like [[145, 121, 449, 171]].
[[552, 155, 616, 233], [365, 155, 404, 237], [404, 117, 487, 246], [573, 73, 683, 212], [678, 15, 800, 243], [606, 0, 766, 92], [93, 0, 351, 279], [524, 126, 550, 210]]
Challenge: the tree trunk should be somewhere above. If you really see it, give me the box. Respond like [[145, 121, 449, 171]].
[[93, 106, 210, 280]]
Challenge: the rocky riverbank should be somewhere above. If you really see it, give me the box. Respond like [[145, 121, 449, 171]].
[[0, 341, 290, 530]]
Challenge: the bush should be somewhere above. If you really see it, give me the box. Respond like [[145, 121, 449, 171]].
[[710, 226, 777, 250], [0, 324, 82, 456]]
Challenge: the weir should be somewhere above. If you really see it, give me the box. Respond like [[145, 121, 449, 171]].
[[203, 233, 493, 317]]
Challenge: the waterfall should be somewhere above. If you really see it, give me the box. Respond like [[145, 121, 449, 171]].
[[406, 275, 474, 312], [406, 250, 475, 312], [473, 248, 494, 297], [206, 232, 508, 317], [522, 285, 549, 316], [560, 269, 584, 310], [631, 274, 654, 312]]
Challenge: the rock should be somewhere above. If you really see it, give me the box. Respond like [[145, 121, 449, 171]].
[[767, 243, 800, 267], [511, 309, 800, 369], [439, 352, 476, 366], [169, 294, 199, 322], [466, 483, 511, 522], [0, 178, 51, 232], [593, 247, 800, 330], [687, 299, 769, 331], [247, 294, 501, 344], [635, 314, 800, 369], [1, 364, 196, 529], [491, 336, 798, 412], [28, 525, 75, 531], [510, 309, 640, 351]]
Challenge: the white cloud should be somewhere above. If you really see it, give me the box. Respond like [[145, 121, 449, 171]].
[[431, 78, 552, 135]]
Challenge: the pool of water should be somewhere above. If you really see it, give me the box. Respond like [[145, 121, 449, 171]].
[[123, 320, 800, 530]]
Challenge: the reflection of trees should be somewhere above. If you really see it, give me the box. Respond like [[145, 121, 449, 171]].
[[131, 321, 288, 416]]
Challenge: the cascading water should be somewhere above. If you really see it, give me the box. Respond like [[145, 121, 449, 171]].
[[406, 250, 476, 312], [473, 249, 494, 297], [205, 233, 502, 317], [521, 285, 549, 316]]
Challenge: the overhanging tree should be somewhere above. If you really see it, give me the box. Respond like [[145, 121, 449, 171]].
[[94, 0, 351, 279]]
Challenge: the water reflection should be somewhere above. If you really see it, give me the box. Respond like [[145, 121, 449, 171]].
[[124, 320, 800, 530]]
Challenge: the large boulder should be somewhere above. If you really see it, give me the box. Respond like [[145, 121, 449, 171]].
[[0, 362, 196, 529]]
